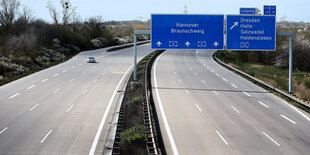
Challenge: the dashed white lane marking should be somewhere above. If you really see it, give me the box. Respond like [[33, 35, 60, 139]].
[[258, 101, 269, 108], [216, 73, 220, 76], [41, 78, 48, 83], [185, 89, 190, 95], [201, 80, 206, 84], [194, 73, 198, 76], [178, 79, 182, 83], [211, 70, 214, 72], [53, 74, 59, 77], [70, 79, 75, 82], [216, 130, 228, 145], [195, 104, 202, 112], [54, 88, 60, 93], [207, 66, 210, 69], [71, 66, 75, 69], [231, 84, 238, 88], [29, 104, 39, 111], [213, 90, 219, 95], [9, 93, 20, 99], [231, 105, 240, 114], [79, 63, 82, 66], [281, 114, 297, 124], [82, 89, 88, 95], [0, 127, 8, 134], [40, 130, 52, 143], [62, 69, 68, 73], [243, 91, 251, 97], [190, 67, 192, 70], [93, 80, 98, 83], [262, 132, 280, 146], [174, 71, 177, 75], [27, 85, 36, 90], [66, 105, 74, 112], [152, 54, 179, 155], [222, 78, 228, 82]]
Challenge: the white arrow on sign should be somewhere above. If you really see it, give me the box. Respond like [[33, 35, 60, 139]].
[[185, 41, 190, 47], [230, 22, 238, 30], [156, 41, 162, 47], [213, 42, 219, 47]]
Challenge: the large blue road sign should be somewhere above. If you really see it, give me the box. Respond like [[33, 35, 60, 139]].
[[240, 8, 256, 15], [151, 14, 224, 49], [226, 15, 276, 51]]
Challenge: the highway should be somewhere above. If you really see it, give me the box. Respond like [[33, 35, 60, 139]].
[[152, 50, 310, 155], [0, 44, 152, 154]]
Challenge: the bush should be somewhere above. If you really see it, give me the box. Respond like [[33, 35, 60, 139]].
[[132, 96, 142, 104], [120, 125, 148, 145]]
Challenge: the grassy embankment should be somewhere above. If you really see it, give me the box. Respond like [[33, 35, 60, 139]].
[[216, 50, 310, 103]]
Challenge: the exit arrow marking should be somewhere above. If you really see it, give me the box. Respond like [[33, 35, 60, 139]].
[[230, 22, 238, 30], [185, 41, 190, 47]]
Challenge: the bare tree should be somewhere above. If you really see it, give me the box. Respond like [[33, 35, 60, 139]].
[[60, 0, 76, 27], [0, 0, 20, 34], [46, 0, 59, 26], [19, 6, 34, 23]]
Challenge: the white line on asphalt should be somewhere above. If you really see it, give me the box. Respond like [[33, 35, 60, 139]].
[[231, 84, 238, 88], [185, 89, 190, 95], [70, 79, 75, 82], [194, 73, 197, 76], [71, 66, 75, 69], [53, 74, 59, 77], [66, 105, 74, 112], [174, 71, 177, 75], [40, 130, 52, 143], [89, 65, 135, 155], [79, 63, 82, 66], [262, 132, 280, 146], [231, 105, 240, 113], [190, 67, 192, 70], [178, 79, 182, 83], [216, 73, 220, 76], [9, 93, 20, 99], [82, 89, 88, 95], [29, 104, 39, 111], [243, 91, 251, 97], [272, 94, 310, 122], [211, 70, 214, 72], [27, 85, 36, 90], [213, 90, 219, 95], [216, 130, 228, 145], [203, 64, 206, 66], [207, 66, 210, 69], [281, 114, 297, 124], [152, 54, 179, 155], [172, 66, 175, 70], [195, 104, 202, 112], [62, 69, 68, 73], [222, 78, 228, 82], [201, 80, 206, 84], [41, 78, 48, 83], [258, 101, 269, 108], [0, 127, 8, 134], [54, 88, 60, 93]]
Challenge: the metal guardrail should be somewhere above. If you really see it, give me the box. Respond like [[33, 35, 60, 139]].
[[213, 53, 310, 108], [107, 40, 150, 52]]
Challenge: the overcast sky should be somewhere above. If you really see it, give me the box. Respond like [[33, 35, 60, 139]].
[[20, 0, 309, 22]]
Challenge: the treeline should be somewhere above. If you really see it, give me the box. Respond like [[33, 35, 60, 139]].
[[218, 26, 310, 72], [0, 0, 149, 84]]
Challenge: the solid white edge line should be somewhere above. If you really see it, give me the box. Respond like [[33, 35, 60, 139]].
[[0, 127, 8, 134], [281, 114, 297, 124], [40, 130, 52, 143], [243, 91, 251, 97], [66, 105, 74, 112], [89, 65, 133, 155], [262, 132, 280, 146], [216, 130, 228, 145], [213, 90, 219, 95], [153, 54, 179, 155], [231, 105, 240, 114], [29, 104, 39, 111], [41, 78, 48, 83], [258, 101, 269, 108], [185, 89, 190, 95], [27, 85, 36, 90], [195, 104, 202, 112], [272, 94, 310, 122], [9, 93, 20, 99]]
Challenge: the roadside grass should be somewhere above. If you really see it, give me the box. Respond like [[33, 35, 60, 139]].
[[216, 50, 310, 102]]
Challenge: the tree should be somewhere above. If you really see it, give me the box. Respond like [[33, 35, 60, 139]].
[[60, 0, 76, 27], [46, 0, 59, 26], [0, 0, 20, 34]]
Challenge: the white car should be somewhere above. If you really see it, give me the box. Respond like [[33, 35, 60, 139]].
[[87, 57, 96, 63]]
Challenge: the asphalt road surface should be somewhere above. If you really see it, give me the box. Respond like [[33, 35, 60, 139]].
[[0, 44, 153, 154], [152, 49, 310, 155]]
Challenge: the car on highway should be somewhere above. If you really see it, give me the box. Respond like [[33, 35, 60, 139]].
[[87, 57, 96, 63]]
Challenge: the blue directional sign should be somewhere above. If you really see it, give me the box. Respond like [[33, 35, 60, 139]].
[[240, 8, 256, 15], [270, 6, 276, 15], [226, 15, 276, 51], [151, 14, 224, 49], [264, 5, 276, 15], [264, 6, 270, 15]]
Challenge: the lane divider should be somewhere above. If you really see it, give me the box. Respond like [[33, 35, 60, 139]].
[[280, 114, 297, 124], [258, 101, 270, 108], [9, 93, 20, 99], [231, 105, 240, 114], [216, 130, 228, 145], [29, 104, 39, 111], [0, 127, 8, 134], [40, 130, 52, 143], [195, 104, 202, 112], [262, 132, 280, 146]]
